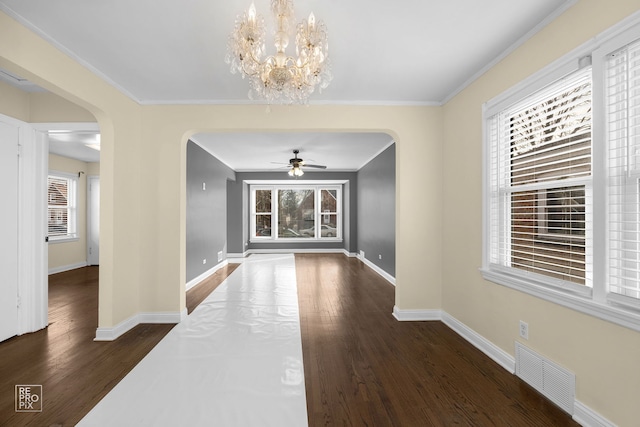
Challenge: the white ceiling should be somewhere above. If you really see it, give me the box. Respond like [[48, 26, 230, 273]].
[[192, 132, 394, 172], [48, 131, 101, 163], [0, 0, 573, 169]]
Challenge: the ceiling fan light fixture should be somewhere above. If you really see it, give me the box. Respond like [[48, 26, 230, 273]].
[[225, 0, 332, 104], [289, 164, 304, 177], [283, 149, 325, 176]]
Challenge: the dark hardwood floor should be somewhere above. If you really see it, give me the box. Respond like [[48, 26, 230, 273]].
[[296, 253, 577, 426], [0, 265, 234, 427], [186, 263, 239, 314], [0, 256, 577, 426]]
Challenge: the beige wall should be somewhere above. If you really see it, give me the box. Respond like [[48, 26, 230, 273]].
[[442, 1, 640, 425], [29, 92, 96, 123], [0, 11, 443, 328], [0, 80, 29, 121], [0, 80, 95, 123], [2, 1, 640, 425]]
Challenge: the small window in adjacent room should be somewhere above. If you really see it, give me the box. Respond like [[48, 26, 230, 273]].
[[47, 172, 78, 242]]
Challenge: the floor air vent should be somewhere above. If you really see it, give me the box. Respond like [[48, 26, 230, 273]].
[[515, 342, 575, 414]]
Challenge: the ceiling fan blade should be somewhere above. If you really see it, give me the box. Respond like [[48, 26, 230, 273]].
[[302, 164, 327, 169]]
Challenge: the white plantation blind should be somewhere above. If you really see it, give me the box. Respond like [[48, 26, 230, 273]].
[[607, 38, 640, 301], [488, 67, 592, 287]]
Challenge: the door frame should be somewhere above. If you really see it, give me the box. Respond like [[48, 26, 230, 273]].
[[87, 175, 100, 266], [17, 125, 49, 334]]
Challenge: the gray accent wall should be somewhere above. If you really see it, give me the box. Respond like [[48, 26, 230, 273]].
[[186, 141, 235, 283], [227, 172, 358, 254], [357, 143, 395, 277]]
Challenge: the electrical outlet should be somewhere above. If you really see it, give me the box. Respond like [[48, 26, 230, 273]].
[[378, 254, 382, 260], [519, 320, 529, 340], [202, 182, 206, 190], [217, 251, 223, 262], [202, 259, 207, 265]]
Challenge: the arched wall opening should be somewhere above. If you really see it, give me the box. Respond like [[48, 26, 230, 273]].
[[182, 131, 397, 294]]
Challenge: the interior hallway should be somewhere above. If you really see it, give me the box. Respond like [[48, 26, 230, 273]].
[[0, 254, 577, 426]]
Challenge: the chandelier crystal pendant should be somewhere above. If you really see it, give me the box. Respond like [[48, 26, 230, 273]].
[[225, 0, 332, 104]]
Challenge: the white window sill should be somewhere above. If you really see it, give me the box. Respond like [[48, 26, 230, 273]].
[[48, 236, 79, 244], [480, 267, 640, 333], [250, 238, 343, 244]]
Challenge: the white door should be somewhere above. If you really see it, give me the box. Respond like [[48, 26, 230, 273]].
[[0, 121, 19, 342], [87, 176, 100, 265]]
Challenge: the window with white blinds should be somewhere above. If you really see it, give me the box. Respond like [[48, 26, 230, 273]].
[[48, 172, 78, 242], [607, 38, 640, 303], [488, 68, 592, 289], [483, 17, 640, 330]]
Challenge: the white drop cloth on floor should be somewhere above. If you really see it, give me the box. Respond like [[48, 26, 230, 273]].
[[77, 254, 308, 427]]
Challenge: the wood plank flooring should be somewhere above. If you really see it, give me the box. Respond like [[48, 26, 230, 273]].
[[295, 253, 578, 426], [0, 265, 233, 427], [0, 255, 578, 426]]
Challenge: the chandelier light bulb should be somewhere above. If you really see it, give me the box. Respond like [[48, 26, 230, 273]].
[[225, 0, 332, 104], [248, 2, 256, 23]]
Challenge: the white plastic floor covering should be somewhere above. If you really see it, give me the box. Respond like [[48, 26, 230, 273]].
[[77, 254, 308, 427]]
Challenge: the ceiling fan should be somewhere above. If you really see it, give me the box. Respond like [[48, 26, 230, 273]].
[[279, 149, 327, 176]]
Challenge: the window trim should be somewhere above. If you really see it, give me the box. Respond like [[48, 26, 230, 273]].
[[248, 180, 344, 243], [481, 14, 640, 332], [47, 170, 79, 243]]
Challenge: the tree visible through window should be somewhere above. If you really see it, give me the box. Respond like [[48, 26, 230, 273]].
[[255, 189, 272, 236], [278, 189, 314, 238], [489, 68, 592, 286], [251, 185, 341, 240]]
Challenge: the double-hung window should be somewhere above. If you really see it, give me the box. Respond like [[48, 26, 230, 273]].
[[483, 20, 640, 328], [251, 184, 342, 240], [47, 171, 78, 242], [486, 68, 593, 292]]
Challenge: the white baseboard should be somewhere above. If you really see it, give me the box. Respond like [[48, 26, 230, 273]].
[[231, 249, 358, 259], [227, 252, 248, 261], [442, 312, 515, 373], [94, 308, 186, 341], [440, 313, 614, 426], [359, 255, 396, 285], [573, 400, 616, 427], [392, 306, 442, 321], [244, 248, 350, 256], [48, 261, 88, 275], [186, 260, 229, 291]]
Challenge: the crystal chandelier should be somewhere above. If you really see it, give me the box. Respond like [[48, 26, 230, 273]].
[[225, 0, 332, 104]]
